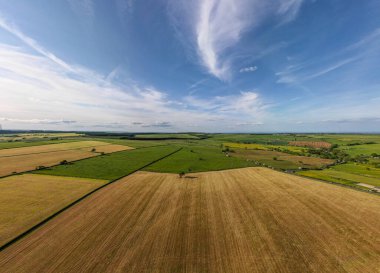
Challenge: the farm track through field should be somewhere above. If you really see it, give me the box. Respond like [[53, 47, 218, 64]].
[[0, 167, 378, 273]]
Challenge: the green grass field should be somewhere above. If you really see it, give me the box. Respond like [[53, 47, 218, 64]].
[[34, 145, 179, 180], [332, 163, 380, 179], [133, 133, 200, 139], [144, 146, 255, 173], [78, 137, 171, 148], [298, 168, 380, 188], [300, 134, 380, 145], [339, 143, 380, 156]]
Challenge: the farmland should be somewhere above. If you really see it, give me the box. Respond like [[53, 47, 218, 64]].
[[298, 163, 380, 189], [35, 145, 180, 180], [0, 174, 106, 246], [223, 142, 307, 153], [144, 145, 255, 173], [288, 141, 332, 148], [132, 133, 201, 139], [230, 149, 334, 170], [0, 140, 129, 157], [0, 141, 132, 177], [0, 132, 379, 272], [0, 168, 378, 273], [0, 138, 78, 150], [339, 143, 380, 156], [0, 132, 82, 142]]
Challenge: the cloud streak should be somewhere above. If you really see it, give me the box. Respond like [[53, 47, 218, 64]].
[[0, 15, 74, 71], [183, 0, 304, 80]]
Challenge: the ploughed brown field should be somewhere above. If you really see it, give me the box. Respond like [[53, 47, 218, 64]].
[[0, 174, 107, 246], [0, 168, 379, 273], [0, 141, 132, 177]]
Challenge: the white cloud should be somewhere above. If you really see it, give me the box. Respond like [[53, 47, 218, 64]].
[[0, 43, 268, 132], [175, 0, 304, 80], [185, 91, 266, 118], [240, 66, 258, 73]]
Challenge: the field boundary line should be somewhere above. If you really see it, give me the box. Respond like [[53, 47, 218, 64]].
[[0, 147, 182, 252], [0, 143, 118, 158], [0, 144, 170, 180], [0, 139, 78, 151]]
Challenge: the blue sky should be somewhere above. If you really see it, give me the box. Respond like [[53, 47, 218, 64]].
[[0, 0, 379, 132]]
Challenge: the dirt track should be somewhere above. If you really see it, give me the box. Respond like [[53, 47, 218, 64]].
[[0, 168, 379, 273]]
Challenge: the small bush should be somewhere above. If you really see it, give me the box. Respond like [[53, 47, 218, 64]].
[[60, 160, 69, 165]]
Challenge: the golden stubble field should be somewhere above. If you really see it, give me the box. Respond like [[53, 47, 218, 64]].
[[0, 168, 379, 273], [0, 174, 107, 246], [0, 141, 132, 177]]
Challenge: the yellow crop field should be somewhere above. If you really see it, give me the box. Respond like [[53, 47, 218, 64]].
[[0, 150, 96, 177], [0, 174, 106, 246], [0, 141, 133, 177], [80, 144, 132, 154], [1, 168, 378, 272], [0, 141, 126, 157]]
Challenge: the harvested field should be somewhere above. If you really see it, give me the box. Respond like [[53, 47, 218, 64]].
[[0, 141, 131, 157], [0, 141, 133, 177], [289, 141, 332, 148], [1, 168, 379, 273], [0, 174, 106, 246], [79, 144, 131, 154], [0, 133, 82, 142]]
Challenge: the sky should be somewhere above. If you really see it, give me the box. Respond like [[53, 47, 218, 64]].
[[0, 0, 379, 133]]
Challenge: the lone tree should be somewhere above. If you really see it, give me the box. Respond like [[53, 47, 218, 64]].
[[179, 171, 186, 178]]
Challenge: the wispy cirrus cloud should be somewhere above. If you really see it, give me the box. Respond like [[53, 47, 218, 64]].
[[171, 0, 304, 81], [0, 14, 73, 71], [185, 91, 267, 119], [276, 28, 380, 85], [0, 18, 267, 132]]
